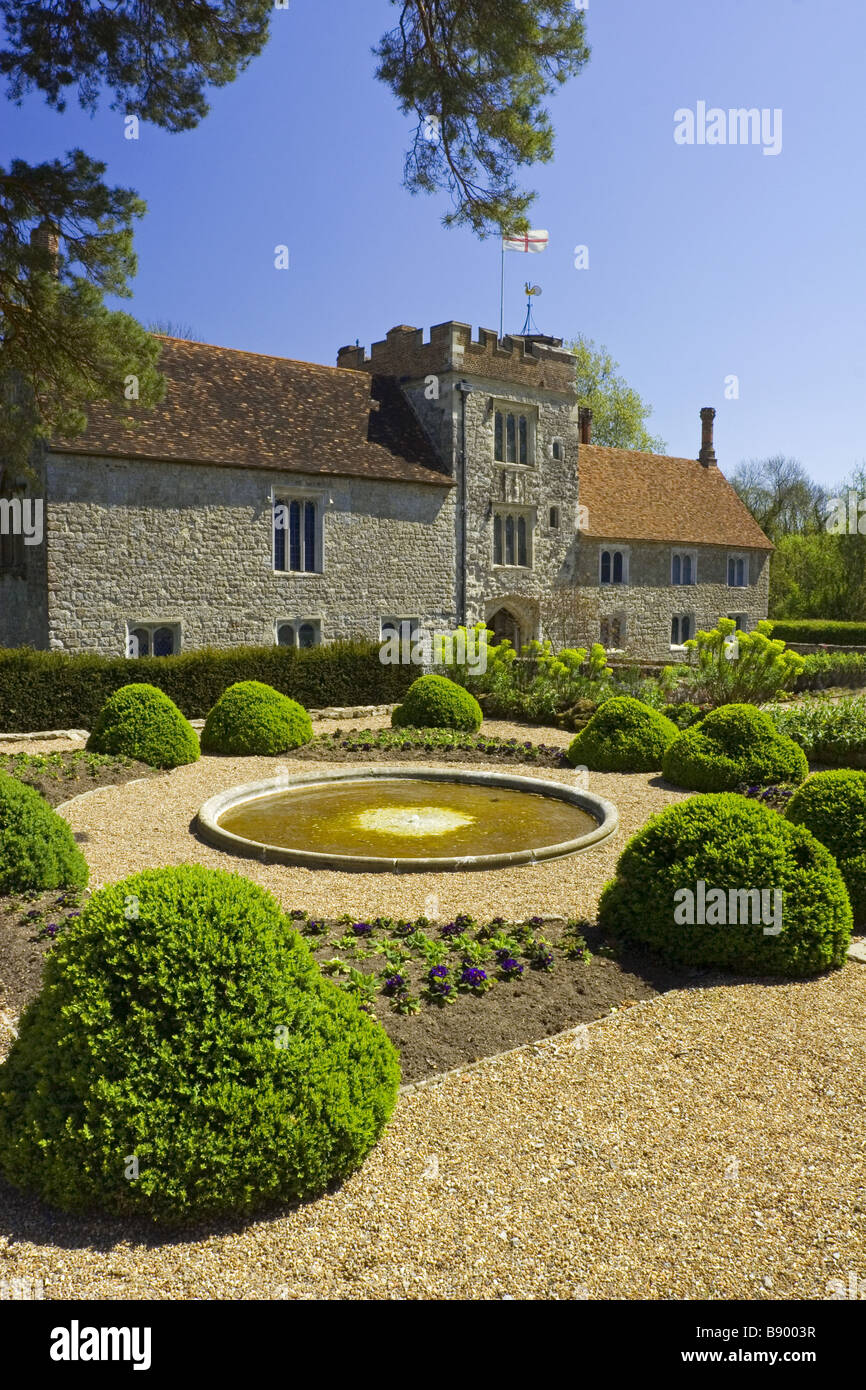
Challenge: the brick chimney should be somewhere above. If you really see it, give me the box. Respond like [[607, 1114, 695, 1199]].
[[29, 220, 60, 274], [699, 406, 717, 466], [578, 406, 593, 444]]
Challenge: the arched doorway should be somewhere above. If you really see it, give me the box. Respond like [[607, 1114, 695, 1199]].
[[488, 606, 522, 649]]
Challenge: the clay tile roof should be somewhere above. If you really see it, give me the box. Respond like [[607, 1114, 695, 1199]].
[[50, 337, 453, 487], [578, 444, 773, 550]]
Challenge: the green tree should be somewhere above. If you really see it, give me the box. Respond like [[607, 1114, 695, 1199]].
[[0, 1, 272, 132], [0, 151, 164, 481], [567, 335, 665, 451], [374, 0, 590, 234], [727, 455, 826, 543]]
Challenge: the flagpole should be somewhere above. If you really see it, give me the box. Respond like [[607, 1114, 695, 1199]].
[[499, 236, 505, 339]]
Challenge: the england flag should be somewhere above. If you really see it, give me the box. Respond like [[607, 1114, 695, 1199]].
[[502, 229, 549, 253]]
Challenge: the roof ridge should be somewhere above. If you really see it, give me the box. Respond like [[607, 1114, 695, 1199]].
[[150, 335, 361, 376]]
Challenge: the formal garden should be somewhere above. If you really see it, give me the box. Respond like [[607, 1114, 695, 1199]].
[[0, 620, 864, 1296]]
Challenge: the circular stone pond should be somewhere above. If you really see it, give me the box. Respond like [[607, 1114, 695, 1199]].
[[196, 767, 618, 872]]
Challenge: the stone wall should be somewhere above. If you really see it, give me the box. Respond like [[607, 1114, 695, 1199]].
[[574, 539, 771, 660], [40, 454, 457, 655]]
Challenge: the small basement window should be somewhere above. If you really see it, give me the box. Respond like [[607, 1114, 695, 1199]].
[[277, 619, 321, 648], [126, 623, 180, 658]]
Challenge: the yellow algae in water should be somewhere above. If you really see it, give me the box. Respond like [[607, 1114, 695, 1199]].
[[354, 806, 475, 838]]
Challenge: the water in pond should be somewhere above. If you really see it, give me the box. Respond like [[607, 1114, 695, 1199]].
[[217, 778, 596, 860]]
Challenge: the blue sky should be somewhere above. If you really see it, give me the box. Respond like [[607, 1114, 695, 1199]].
[[3, 0, 863, 485]]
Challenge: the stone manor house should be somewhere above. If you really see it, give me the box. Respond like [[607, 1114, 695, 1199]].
[[0, 320, 772, 661]]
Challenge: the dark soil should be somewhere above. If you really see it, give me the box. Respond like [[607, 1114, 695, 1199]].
[[0, 888, 87, 1016], [0, 751, 158, 809], [0, 900, 689, 1084], [302, 918, 688, 1083], [293, 741, 569, 770]]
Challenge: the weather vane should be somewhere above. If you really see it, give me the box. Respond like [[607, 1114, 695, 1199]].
[[521, 283, 542, 334]]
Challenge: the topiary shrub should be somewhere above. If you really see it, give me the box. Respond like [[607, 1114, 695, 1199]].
[[0, 865, 400, 1224], [786, 769, 866, 927], [0, 772, 89, 895], [565, 696, 679, 772], [200, 681, 312, 755], [598, 793, 851, 976], [86, 683, 200, 769], [662, 703, 808, 791], [391, 674, 483, 732], [661, 702, 703, 730]]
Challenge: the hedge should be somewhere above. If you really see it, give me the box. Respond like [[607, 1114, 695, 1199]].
[[769, 620, 866, 646], [0, 641, 414, 733], [796, 651, 866, 691]]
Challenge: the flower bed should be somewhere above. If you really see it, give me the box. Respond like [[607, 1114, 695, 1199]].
[[0, 750, 156, 807], [293, 727, 571, 767], [0, 896, 683, 1085]]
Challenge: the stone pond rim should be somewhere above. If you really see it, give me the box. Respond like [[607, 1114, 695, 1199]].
[[195, 766, 619, 873]]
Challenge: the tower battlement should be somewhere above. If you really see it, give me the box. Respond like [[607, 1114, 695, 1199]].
[[337, 321, 577, 394]]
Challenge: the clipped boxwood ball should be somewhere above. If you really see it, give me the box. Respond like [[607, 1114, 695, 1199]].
[[566, 696, 679, 772], [598, 793, 851, 977], [87, 683, 199, 769], [786, 769, 866, 927], [201, 681, 313, 755], [391, 674, 482, 732], [0, 772, 89, 895], [0, 865, 400, 1224], [662, 703, 808, 792]]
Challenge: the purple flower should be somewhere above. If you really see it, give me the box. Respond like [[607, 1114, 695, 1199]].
[[426, 966, 453, 999], [529, 916, 544, 927], [66, 910, 81, 919], [352, 921, 374, 936], [26, 909, 40, 920], [45, 924, 58, 938], [382, 974, 407, 996], [460, 965, 487, 988], [440, 921, 461, 937], [498, 956, 524, 977]]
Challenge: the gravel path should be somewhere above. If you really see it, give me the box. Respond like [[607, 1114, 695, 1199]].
[[1, 717, 863, 1300], [1, 969, 863, 1301]]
